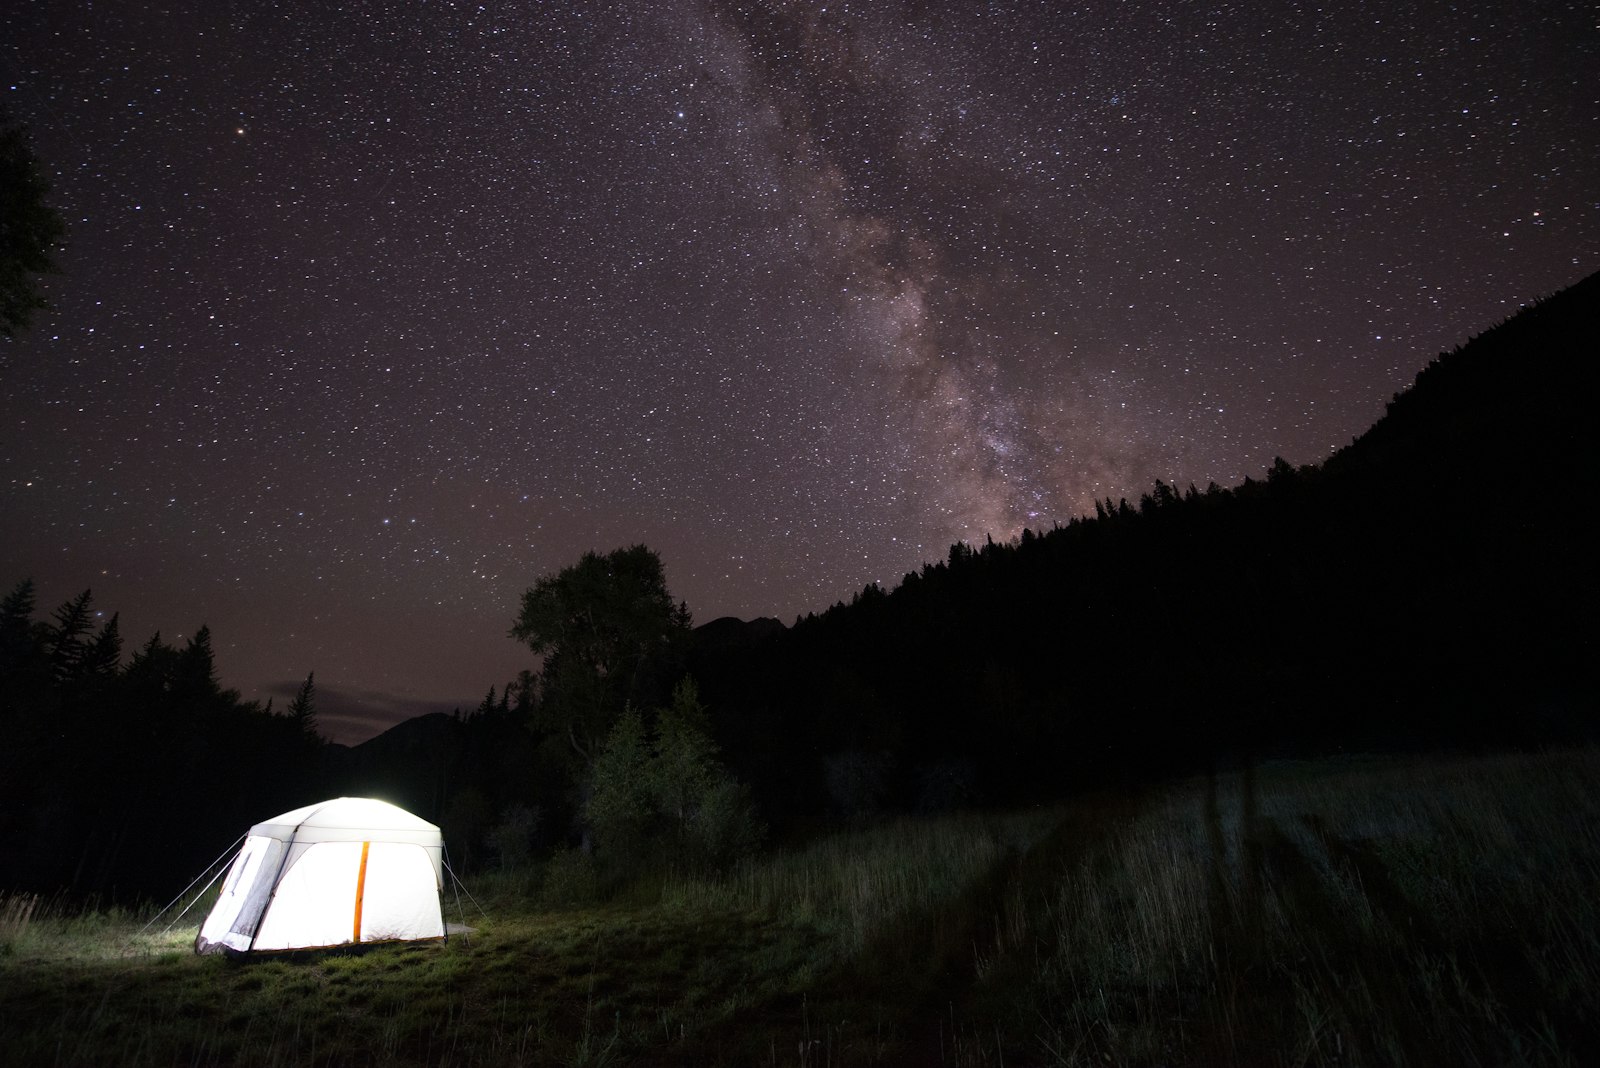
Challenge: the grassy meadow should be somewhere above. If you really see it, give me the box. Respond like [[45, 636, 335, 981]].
[[3, 746, 1597, 1066]]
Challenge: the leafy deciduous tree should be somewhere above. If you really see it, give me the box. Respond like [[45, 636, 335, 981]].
[[650, 678, 720, 832], [584, 706, 655, 861], [510, 544, 691, 763], [585, 679, 762, 872]]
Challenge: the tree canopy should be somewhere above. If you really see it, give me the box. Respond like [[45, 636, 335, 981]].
[[510, 544, 691, 762]]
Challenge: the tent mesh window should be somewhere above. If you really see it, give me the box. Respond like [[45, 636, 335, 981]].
[[230, 838, 283, 940]]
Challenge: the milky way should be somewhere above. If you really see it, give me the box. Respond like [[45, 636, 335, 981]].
[[2, 1, 1595, 741]]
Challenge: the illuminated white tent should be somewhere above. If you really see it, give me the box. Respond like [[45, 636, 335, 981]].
[[195, 797, 445, 955]]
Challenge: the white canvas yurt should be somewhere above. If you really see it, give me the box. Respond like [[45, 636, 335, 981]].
[[195, 797, 445, 955]]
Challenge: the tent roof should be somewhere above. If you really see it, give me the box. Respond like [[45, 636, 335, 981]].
[[249, 797, 441, 847]]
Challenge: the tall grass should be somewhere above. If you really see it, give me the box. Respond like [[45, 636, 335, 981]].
[[663, 807, 1059, 950], [1, 892, 40, 954], [1023, 748, 1600, 1065], [3, 748, 1596, 1065], [0, 891, 189, 961]]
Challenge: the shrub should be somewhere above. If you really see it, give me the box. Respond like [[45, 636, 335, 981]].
[[585, 709, 655, 865], [584, 681, 764, 875], [485, 803, 542, 871], [687, 778, 764, 870]]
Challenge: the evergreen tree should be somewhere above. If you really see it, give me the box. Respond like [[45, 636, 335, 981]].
[[287, 671, 317, 737], [0, 578, 40, 679], [173, 625, 220, 702], [509, 669, 536, 718], [0, 114, 65, 338], [47, 589, 94, 683], [0, 578, 35, 638], [81, 613, 122, 678], [126, 632, 175, 690]]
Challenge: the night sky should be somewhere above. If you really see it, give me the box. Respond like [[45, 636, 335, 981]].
[[3, 1, 1595, 743]]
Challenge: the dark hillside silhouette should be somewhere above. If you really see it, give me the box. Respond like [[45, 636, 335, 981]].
[[687, 272, 1599, 828]]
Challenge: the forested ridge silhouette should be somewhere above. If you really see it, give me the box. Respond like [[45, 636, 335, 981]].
[[689, 271, 1598, 825]]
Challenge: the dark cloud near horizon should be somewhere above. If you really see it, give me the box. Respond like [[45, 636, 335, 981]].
[[260, 677, 460, 747]]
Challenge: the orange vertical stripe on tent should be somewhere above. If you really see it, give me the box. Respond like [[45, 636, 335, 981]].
[[353, 840, 371, 943]]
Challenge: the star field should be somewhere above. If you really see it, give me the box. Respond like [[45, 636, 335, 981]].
[[2, 1, 1595, 741]]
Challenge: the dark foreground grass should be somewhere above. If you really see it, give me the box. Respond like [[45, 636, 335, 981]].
[[1012, 747, 1600, 1066], [3, 746, 1597, 1066]]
